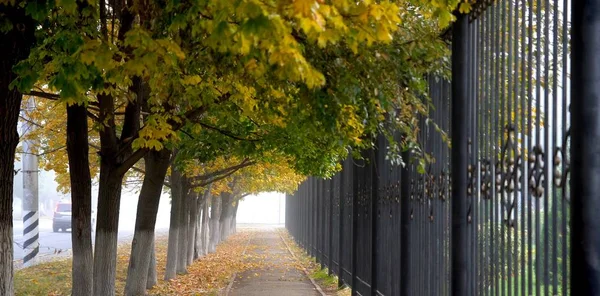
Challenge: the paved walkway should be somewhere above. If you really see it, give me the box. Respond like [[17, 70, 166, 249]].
[[227, 228, 321, 296]]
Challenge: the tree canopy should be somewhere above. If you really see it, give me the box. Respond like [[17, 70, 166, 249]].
[[13, 0, 453, 181], [0, 0, 464, 294]]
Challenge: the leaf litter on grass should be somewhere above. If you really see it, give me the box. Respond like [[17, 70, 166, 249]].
[[15, 230, 263, 296], [149, 230, 265, 295]]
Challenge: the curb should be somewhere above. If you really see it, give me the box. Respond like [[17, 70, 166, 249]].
[[278, 231, 327, 296]]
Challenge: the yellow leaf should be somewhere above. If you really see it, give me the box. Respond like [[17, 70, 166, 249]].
[[182, 75, 202, 85], [294, 0, 317, 17], [459, 2, 472, 14]]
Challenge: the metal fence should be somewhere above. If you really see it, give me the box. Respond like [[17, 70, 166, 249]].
[[286, 1, 600, 295]]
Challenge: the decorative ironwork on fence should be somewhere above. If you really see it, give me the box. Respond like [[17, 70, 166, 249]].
[[285, 0, 600, 295]]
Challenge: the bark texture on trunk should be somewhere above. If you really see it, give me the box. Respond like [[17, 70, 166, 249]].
[[219, 193, 233, 241], [194, 189, 208, 260], [231, 201, 239, 235], [165, 160, 181, 280], [93, 9, 140, 295], [0, 5, 35, 294], [0, 223, 12, 296], [194, 201, 201, 260], [187, 192, 197, 266], [68, 1, 96, 293], [93, 173, 123, 296], [176, 177, 188, 273], [67, 104, 93, 296], [200, 193, 211, 256], [208, 196, 222, 253], [146, 239, 157, 289], [124, 149, 171, 296]]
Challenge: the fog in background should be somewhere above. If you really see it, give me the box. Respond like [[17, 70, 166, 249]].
[[12, 163, 172, 232], [234, 192, 285, 225], [12, 162, 286, 228]]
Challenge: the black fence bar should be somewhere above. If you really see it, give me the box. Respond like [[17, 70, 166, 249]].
[[338, 159, 345, 288], [400, 149, 411, 296], [451, 11, 470, 296], [286, 1, 577, 295], [317, 178, 322, 267], [571, 0, 600, 294], [351, 153, 359, 296], [371, 141, 379, 295]]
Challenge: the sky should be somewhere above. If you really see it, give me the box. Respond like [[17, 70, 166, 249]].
[[236, 192, 285, 225]]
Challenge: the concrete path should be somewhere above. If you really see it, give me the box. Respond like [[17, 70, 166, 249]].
[[227, 227, 321, 296]]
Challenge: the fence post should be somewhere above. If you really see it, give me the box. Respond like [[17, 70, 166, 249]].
[[300, 185, 303, 247], [321, 178, 326, 269], [318, 178, 323, 268], [571, 1, 600, 294], [309, 177, 316, 258], [312, 177, 316, 257], [351, 156, 359, 295], [339, 161, 346, 288], [371, 146, 379, 295], [400, 150, 411, 296], [285, 194, 288, 230], [329, 177, 334, 276], [451, 11, 469, 296], [308, 178, 312, 256], [303, 183, 307, 249], [316, 178, 321, 265]]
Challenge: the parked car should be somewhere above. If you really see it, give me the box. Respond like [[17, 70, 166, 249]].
[[52, 202, 97, 232], [52, 202, 71, 232]]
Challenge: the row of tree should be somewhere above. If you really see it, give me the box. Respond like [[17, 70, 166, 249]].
[[0, 0, 458, 295]]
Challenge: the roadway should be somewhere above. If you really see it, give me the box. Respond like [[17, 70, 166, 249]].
[[12, 194, 173, 264]]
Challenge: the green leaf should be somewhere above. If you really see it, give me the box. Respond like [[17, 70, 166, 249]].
[[0, 17, 12, 33], [57, 0, 77, 14]]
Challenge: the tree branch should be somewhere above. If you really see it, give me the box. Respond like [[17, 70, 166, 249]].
[[87, 110, 100, 122], [131, 165, 171, 188], [37, 145, 67, 156], [192, 158, 254, 182], [193, 169, 238, 188], [18, 115, 45, 129], [198, 122, 261, 142], [25, 91, 60, 101], [115, 148, 147, 176], [112, 93, 231, 177], [191, 161, 256, 188], [178, 93, 231, 129]]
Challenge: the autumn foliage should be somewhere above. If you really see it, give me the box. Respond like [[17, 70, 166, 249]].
[[0, 0, 464, 294]]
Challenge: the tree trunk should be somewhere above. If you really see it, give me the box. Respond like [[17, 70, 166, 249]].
[[194, 189, 208, 260], [67, 104, 93, 296], [146, 240, 157, 289], [231, 201, 239, 235], [0, 4, 35, 294], [194, 198, 202, 260], [92, 8, 141, 293], [93, 86, 143, 295], [165, 160, 181, 280], [186, 191, 197, 266], [92, 168, 124, 296], [124, 149, 171, 296], [208, 196, 222, 253], [176, 177, 188, 273], [220, 193, 233, 241], [200, 193, 211, 256]]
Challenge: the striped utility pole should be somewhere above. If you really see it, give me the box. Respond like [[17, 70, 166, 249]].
[[22, 97, 39, 267]]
